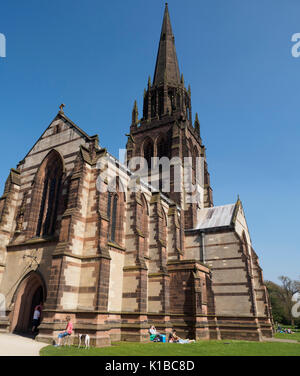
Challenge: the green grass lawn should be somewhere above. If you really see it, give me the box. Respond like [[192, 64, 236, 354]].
[[40, 339, 300, 356], [275, 331, 300, 342]]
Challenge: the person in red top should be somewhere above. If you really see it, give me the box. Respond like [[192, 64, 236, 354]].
[[55, 316, 73, 346]]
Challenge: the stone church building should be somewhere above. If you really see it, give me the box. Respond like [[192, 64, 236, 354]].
[[0, 4, 272, 345]]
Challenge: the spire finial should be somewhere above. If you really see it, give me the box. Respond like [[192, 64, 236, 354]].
[[148, 76, 152, 88], [153, 4, 181, 86], [59, 103, 65, 113]]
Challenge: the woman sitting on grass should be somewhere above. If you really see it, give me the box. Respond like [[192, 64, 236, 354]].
[[168, 329, 195, 344]]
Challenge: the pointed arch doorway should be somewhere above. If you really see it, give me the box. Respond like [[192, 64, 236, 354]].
[[10, 272, 46, 333]]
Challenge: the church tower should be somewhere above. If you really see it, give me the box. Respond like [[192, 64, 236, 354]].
[[126, 3, 213, 229]]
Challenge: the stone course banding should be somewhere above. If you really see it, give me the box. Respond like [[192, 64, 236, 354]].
[[0, 4, 272, 345]]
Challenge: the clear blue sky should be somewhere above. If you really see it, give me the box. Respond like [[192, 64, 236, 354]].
[[0, 0, 299, 283]]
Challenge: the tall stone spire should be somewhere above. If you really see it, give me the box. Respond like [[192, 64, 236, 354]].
[[128, 4, 213, 215], [153, 3, 180, 86]]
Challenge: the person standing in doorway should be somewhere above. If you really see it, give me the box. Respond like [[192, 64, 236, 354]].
[[32, 306, 41, 333], [34, 302, 44, 327]]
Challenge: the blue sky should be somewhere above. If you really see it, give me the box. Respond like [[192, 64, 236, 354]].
[[0, 0, 299, 283]]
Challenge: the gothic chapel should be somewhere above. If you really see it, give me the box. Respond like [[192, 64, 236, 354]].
[[0, 4, 272, 345]]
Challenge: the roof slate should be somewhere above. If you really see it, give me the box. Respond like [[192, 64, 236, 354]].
[[194, 204, 236, 230]]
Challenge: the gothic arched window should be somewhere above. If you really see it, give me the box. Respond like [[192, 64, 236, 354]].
[[161, 208, 167, 244], [107, 179, 125, 246], [138, 194, 149, 257], [156, 135, 168, 191], [143, 138, 154, 170], [193, 146, 199, 184], [157, 135, 168, 159], [160, 207, 168, 269], [141, 194, 148, 237], [35, 150, 63, 237], [107, 193, 118, 242]]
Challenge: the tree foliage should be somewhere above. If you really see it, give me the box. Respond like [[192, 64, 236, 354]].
[[265, 276, 300, 327]]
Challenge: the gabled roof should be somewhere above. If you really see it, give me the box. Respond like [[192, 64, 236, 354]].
[[22, 111, 94, 161], [186, 198, 244, 232], [59, 111, 93, 141], [194, 203, 236, 230]]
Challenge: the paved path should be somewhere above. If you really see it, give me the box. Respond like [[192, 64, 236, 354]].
[[262, 336, 299, 344], [0, 333, 48, 356]]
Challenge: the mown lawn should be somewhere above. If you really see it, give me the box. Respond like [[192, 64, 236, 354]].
[[275, 331, 300, 342], [40, 339, 300, 356]]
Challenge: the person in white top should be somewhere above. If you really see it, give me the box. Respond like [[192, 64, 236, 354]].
[[32, 307, 41, 333], [149, 325, 163, 342]]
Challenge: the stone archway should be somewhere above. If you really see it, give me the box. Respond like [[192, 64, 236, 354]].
[[10, 272, 46, 333]]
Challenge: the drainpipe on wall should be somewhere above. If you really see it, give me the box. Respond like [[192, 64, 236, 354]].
[[200, 231, 206, 263]]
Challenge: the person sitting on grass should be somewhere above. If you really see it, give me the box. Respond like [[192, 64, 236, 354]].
[[149, 325, 163, 342], [168, 329, 195, 344], [54, 316, 73, 346]]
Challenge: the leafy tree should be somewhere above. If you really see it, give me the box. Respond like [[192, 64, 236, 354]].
[[265, 280, 286, 324], [278, 276, 300, 326], [265, 276, 300, 327]]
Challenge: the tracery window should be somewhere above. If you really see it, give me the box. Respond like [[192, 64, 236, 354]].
[[35, 150, 63, 237], [107, 179, 125, 245], [107, 193, 118, 242]]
